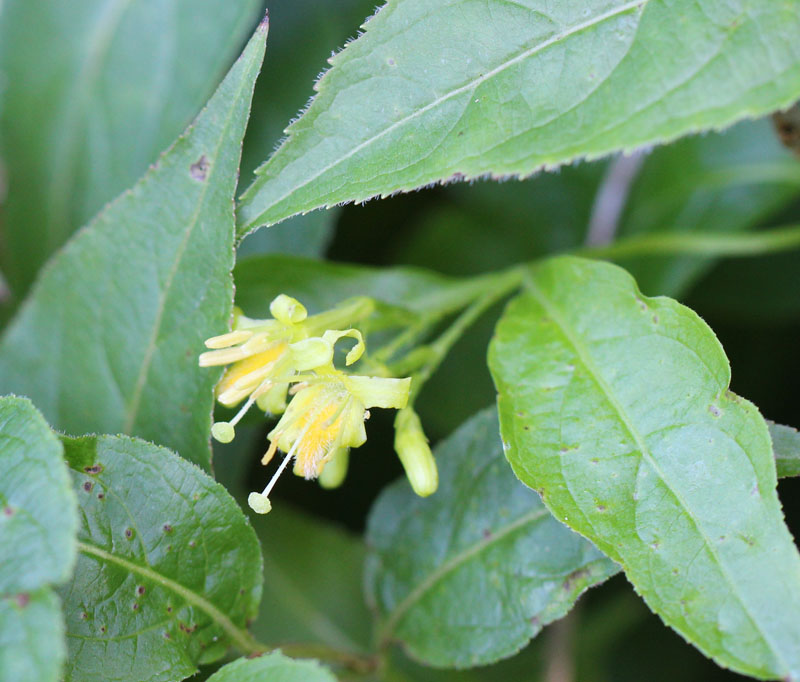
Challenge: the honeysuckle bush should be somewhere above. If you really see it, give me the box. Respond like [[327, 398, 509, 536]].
[[2, 1, 800, 681]]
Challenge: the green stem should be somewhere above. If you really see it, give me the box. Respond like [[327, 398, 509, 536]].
[[408, 269, 523, 402], [374, 313, 437, 363], [578, 224, 800, 260]]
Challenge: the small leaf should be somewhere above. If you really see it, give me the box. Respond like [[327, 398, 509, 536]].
[[205, 652, 337, 682], [769, 421, 800, 479], [0, 589, 65, 682], [236, 0, 800, 235], [0, 396, 77, 682], [0, 0, 262, 297], [0, 21, 268, 469], [59, 434, 263, 682], [0, 396, 77, 593], [489, 256, 800, 679], [365, 408, 617, 667], [250, 506, 372, 654]]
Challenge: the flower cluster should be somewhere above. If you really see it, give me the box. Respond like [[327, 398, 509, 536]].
[[200, 294, 436, 514]]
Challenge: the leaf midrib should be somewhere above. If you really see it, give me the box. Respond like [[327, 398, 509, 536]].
[[524, 276, 787, 673], [123, 48, 252, 435], [238, 0, 646, 231], [379, 506, 549, 641], [76, 541, 261, 654]]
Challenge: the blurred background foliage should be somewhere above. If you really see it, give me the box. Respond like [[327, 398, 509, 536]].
[[1, 1, 799, 680]]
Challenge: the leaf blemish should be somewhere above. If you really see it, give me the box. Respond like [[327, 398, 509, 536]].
[[124, 528, 134, 539], [3, 506, 14, 517], [15, 593, 30, 608], [83, 464, 103, 474], [190, 154, 210, 181], [83, 480, 93, 492], [163, 523, 173, 533], [708, 404, 721, 417], [137, 586, 146, 596]]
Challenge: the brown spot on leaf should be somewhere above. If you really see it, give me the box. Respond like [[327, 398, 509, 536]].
[[83, 481, 93, 492], [83, 464, 103, 474], [190, 155, 210, 181]]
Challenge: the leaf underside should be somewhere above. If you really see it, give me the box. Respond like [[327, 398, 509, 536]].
[[365, 408, 618, 668]]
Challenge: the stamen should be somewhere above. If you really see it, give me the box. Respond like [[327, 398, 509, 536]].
[[228, 377, 272, 428], [198, 346, 247, 367], [204, 330, 253, 349]]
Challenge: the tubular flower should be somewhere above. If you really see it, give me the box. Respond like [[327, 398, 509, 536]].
[[247, 330, 411, 514]]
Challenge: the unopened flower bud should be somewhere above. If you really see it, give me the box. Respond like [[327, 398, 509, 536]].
[[319, 448, 349, 489], [394, 408, 438, 497]]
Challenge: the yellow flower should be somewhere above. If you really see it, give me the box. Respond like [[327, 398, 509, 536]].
[[247, 330, 411, 514]]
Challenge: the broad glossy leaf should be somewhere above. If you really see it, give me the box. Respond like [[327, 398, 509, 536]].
[[0, 396, 77, 593], [250, 505, 372, 654], [60, 434, 263, 682], [0, 23, 267, 469], [489, 256, 800, 679], [770, 422, 800, 479], [0, 0, 262, 298], [0, 396, 76, 682], [237, 0, 800, 235], [0, 589, 65, 682], [365, 408, 617, 667], [617, 118, 800, 297], [206, 652, 337, 682], [234, 254, 495, 321]]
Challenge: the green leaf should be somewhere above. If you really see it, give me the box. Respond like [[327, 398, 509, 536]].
[[236, 0, 800, 235], [488, 256, 800, 679], [205, 652, 337, 682], [365, 408, 617, 668], [769, 422, 800, 479], [617, 118, 800, 297], [59, 434, 263, 682], [0, 0, 262, 298], [0, 396, 77, 682], [0, 589, 66, 682], [0, 395, 77, 593], [0, 22, 267, 469], [250, 505, 372, 655], [233, 254, 496, 322], [235, 0, 380, 260]]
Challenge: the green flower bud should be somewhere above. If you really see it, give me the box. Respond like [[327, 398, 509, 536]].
[[394, 408, 438, 497], [319, 448, 349, 489]]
